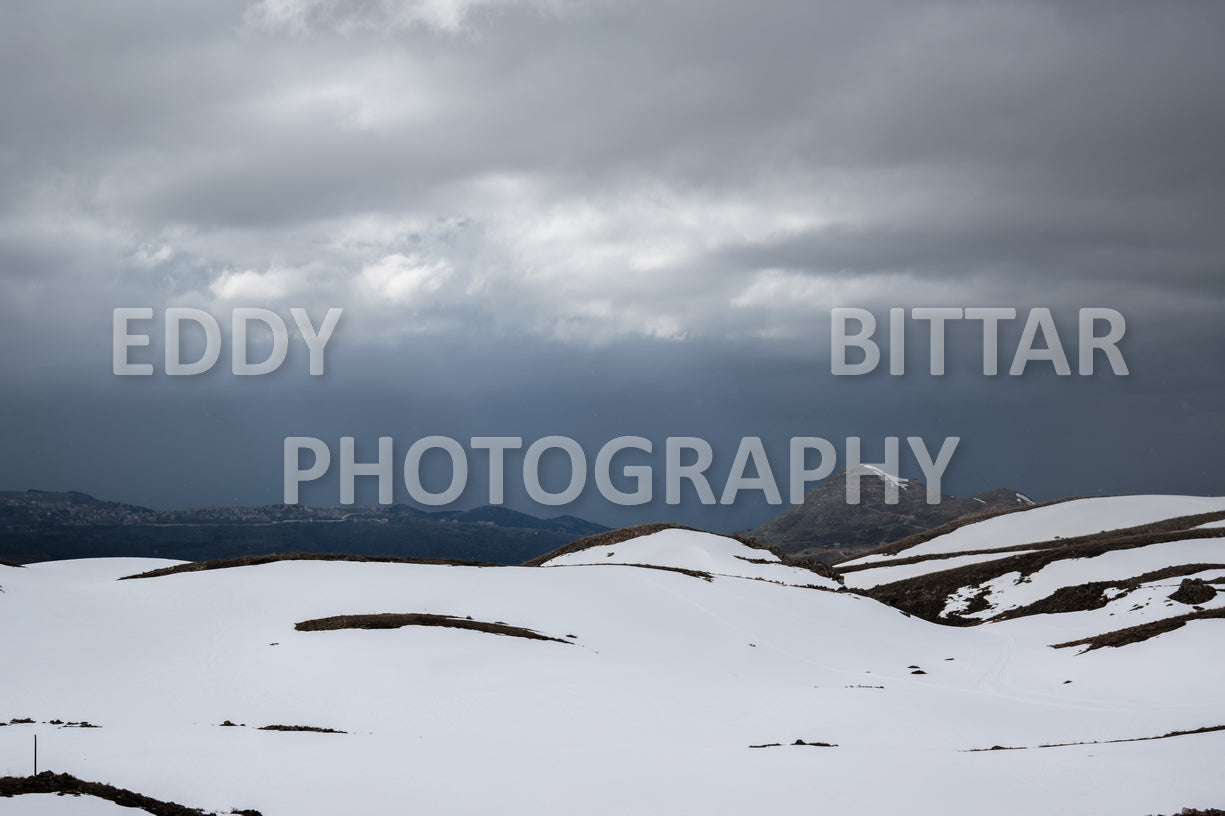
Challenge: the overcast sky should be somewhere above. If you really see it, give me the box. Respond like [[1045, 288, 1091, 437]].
[[2, 0, 1224, 531]]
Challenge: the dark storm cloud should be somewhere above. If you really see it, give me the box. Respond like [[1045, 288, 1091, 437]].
[[2, 0, 1225, 526]]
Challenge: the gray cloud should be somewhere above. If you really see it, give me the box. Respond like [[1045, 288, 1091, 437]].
[[2, 0, 1225, 528]]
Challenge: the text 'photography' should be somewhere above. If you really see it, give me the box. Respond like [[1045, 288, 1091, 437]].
[[3, 2, 1225, 815]]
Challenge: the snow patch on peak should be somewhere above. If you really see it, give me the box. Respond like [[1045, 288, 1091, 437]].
[[848, 463, 910, 490]]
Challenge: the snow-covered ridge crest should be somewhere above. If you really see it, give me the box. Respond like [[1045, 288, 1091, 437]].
[[535, 525, 842, 589]]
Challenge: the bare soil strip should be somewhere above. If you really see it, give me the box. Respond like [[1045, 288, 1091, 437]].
[[844, 495, 1085, 561], [0, 771, 261, 815], [294, 613, 571, 644], [861, 524, 1225, 623], [1052, 608, 1225, 651], [258, 724, 345, 734], [991, 565, 1225, 622], [966, 725, 1225, 752], [841, 509, 1225, 575], [121, 552, 499, 580], [749, 739, 838, 749]]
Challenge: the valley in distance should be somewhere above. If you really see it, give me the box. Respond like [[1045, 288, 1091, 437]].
[[0, 466, 1031, 567]]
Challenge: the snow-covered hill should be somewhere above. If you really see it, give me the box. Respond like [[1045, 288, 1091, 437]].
[[840, 496, 1225, 642], [1, 522, 1223, 815], [535, 526, 842, 589]]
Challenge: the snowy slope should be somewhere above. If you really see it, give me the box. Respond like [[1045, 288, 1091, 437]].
[[539, 528, 841, 588], [844, 549, 1043, 590], [1, 521, 1223, 816], [0, 797, 139, 815], [848, 494, 1225, 565]]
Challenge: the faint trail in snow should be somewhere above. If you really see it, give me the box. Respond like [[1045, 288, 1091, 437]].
[[976, 631, 1015, 695], [631, 571, 848, 675], [969, 629, 1136, 713]]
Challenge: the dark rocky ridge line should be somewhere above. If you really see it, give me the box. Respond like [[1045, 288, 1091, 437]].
[[992, 567, 1225, 623], [966, 724, 1225, 751], [1053, 607, 1225, 652], [573, 562, 717, 581], [0, 771, 261, 815], [859, 517, 1225, 624], [844, 495, 1084, 562], [121, 552, 501, 580], [749, 739, 837, 748], [840, 508, 1225, 574], [258, 724, 346, 734]]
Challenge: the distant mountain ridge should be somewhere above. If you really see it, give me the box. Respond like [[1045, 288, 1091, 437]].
[[0, 489, 607, 565], [744, 467, 1034, 562]]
